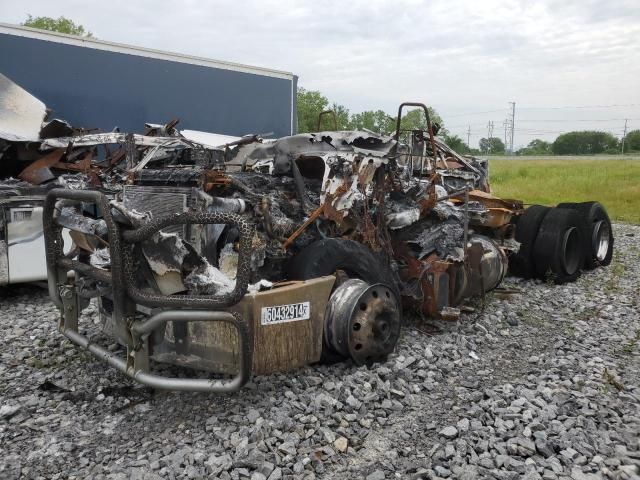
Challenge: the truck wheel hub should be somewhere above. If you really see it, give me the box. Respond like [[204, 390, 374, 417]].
[[324, 278, 400, 365]]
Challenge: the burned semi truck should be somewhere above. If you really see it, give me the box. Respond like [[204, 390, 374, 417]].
[[40, 103, 614, 393]]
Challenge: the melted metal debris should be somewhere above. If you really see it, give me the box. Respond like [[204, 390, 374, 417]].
[[56, 174, 92, 190], [247, 279, 273, 293], [142, 232, 190, 276], [90, 248, 111, 269], [57, 206, 107, 237], [408, 219, 465, 260], [184, 263, 235, 295]]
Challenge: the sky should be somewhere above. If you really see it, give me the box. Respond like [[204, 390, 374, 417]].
[[2, 0, 640, 148]]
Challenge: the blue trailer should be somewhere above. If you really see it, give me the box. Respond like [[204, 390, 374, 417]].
[[0, 23, 297, 286], [0, 23, 297, 137]]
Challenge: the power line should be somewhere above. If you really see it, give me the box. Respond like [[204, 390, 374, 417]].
[[445, 108, 508, 118], [517, 118, 640, 123], [446, 118, 638, 128], [509, 102, 516, 154], [503, 119, 508, 148], [446, 123, 488, 129], [518, 103, 640, 110]]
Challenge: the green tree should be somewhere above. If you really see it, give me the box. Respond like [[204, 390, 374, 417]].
[[442, 133, 467, 153], [623, 130, 640, 152], [22, 15, 94, 37], [297, 88, 329, 133], [552, 131, 618, 155], [517, 138, 552, 155], [349, 110, 394, 133], [296, 89, 351, 133], [395, 107, 444, 134], [329, 102, 351, 131], [296, 88, 446, 137], [479, 137, 505, 154]]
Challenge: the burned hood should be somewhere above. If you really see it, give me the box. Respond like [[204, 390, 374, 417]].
[[229, 130, 397, 175]]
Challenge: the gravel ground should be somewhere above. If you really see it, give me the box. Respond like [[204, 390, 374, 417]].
[[1, 224, 639, 480]]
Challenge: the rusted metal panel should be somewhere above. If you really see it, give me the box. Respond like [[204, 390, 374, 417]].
[[17, 149, 66, 184], [152, 276, 335, 375]]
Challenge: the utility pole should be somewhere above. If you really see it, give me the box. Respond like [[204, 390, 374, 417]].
[[621, 119, 628, 154], [467, 125, 471, 151], [509, 102, 516, 154], [487, 121, 494, 139], [487, 121, 494, 153], [503, 119, 508, 148]]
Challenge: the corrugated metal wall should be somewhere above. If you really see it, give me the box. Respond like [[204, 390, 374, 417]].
[[0, 29, 297, 137]]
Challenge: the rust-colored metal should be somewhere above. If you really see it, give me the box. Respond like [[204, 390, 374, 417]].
[[482, 208, 513, 228], [418, 181, 438, 216], [359, 192, 378, 250], [105, 148, 126, 170], [57, 150, 93, 173], [18, 149, 66, 184], [441, 158, 465, 169], [53, 150, 103, 187], [202, 169, 232, 191], [282, 205, 324, 250], [449, 189, 522, 228], [419, 255, 451, 318], [165, 118, 179, 135], [321, 182, 350, 224], [357, 160, 378, 187], [394, 242, 457, 319], [393, 241, 424, 278], [462, 189, 523, 211]]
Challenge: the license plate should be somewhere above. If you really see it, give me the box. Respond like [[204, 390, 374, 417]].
[[261, 302, 310, 325]]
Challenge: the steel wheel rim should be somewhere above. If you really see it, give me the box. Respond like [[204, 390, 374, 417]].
[[592, 220, 610, 262], [324, 279, 400, 365]]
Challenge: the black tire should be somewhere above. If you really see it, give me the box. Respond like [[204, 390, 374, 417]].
[[286, 238, 400, 363], [557, 201, 614, 269], [533, 208, 586, 284], [287, 238, 399, 296], [510, 205, 552, 278]]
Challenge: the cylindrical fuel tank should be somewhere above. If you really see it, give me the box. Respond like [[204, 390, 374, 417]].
[[464, 234, 509, 297]]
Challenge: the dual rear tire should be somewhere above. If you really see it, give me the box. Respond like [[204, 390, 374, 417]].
[[533, 208, 585, 283], [557, 202, 614, 268], [510, 201, 614, 284]]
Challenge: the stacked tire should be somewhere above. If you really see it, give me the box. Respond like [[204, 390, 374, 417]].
[[510, 201, 614, 284], [556, 202, 614, 268]]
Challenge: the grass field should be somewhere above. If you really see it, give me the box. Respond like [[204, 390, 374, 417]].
[[487, 155, 640, 224]]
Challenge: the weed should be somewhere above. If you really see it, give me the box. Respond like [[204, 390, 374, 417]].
[[575, 306, 603, 321], [519, 310, 548, 326], [26, 357, 48, 369], [565, 324, 576, 337], [604, 255, 625, 294], [622, 329, 640, 354], [602, 368, 625, 391]]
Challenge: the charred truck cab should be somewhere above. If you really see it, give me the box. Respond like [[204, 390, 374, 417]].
[[42, 103, 614, 392]]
